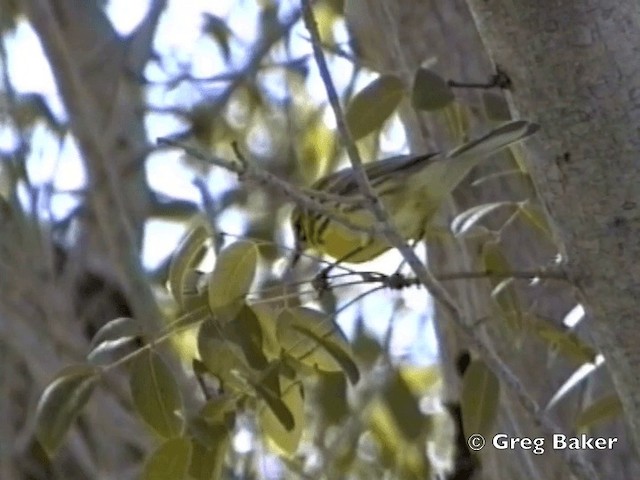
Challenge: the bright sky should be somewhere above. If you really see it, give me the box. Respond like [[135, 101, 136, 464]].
[[2, 0, 438, 364]]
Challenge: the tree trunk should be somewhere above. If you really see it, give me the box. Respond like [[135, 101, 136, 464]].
[[467, 0, 640, 456]]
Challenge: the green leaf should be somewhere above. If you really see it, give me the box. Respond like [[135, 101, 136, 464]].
[[224, 305, 268, 370], [142, 437, 192, 480], [197, 317, 250, 387], [200, 396, 236, 424], [188, 414, 230, 450], [180, 272, 208, 311], [258, 375, 304, 454], [399, 365, 441, 397], [411, 68, 455, 111], [291, 324, 359, 384], [352, 319, 383, 366], [451, 201, 519, 237], [208, 241, 258, 315], [89, 316, 143, 350], [169, 222, 209, 306], [381, 371, 424, 441], [250, 303, 283, 360], [87, 337, 139, 366], [253, 371, 295, 432], [314, 372, 349, 424], [277, 307, 359, 383], [345, 74, 404, 140], [169, 305, 211, 333], [130, 350, 184, 438], [189, 438, 228, 480], [188, 397, 233, 478], [576, 394, 623, 431], [460, 359, 500, 439], [87, 316, 143, 365], [35, 365, 99, 456], [482, 91, 512, 121]]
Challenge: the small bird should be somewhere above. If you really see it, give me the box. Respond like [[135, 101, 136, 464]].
[[291, 120, 539, 264]]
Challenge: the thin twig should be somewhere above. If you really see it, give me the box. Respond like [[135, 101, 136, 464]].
[[437, 268, 567, 282], [159, 137, 380, 239]]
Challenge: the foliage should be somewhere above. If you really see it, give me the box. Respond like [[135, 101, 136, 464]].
[[1, 0, 622, 479]]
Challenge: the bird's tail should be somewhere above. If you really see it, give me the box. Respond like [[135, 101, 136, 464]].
[[447, 120, 539, 159]]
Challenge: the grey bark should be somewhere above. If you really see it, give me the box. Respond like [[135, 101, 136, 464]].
[[467, 0, 640, 460]]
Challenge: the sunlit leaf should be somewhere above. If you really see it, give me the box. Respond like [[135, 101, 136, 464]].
[[277, 307, 359, 383], [412, 68, 454, 111], [130, 350, 184, 438], [197, 317, 250, 386], [253, 369, 295, 433], [35, 365, 99, 456], [142, 437, 192, 480], [368, 405, 402, 468], [399, 365, 441, 397], [165, 306, 211, 365], [460, 359, 500, 439], [251, 303, 283, 360], [87, 337, 139, 366], [398, 445, 432, 480], [345, 74, 404, 140], [89, 316, 143, 350], [291, 323, 359, 384], [208, 241, 258, 315], [87, 316, 143, 365], [258, 375, 304, 454]]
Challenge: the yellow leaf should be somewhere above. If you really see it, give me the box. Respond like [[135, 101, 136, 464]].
[[142, 437, 192, 480], [208, 241, 259, 315], [130, 350, 184, 438]]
